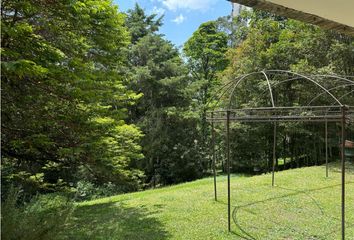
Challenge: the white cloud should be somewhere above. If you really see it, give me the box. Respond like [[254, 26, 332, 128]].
[[161, 0, 218, 11], [151, 6, 165, 16], [172, 14, 186, 24]]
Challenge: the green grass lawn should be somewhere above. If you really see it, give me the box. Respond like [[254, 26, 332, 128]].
[[61, 162, 354, 240]]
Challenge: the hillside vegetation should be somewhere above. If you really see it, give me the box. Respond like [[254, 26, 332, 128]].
[[62, 163, 354, 240], [2, 1, 354, 239]]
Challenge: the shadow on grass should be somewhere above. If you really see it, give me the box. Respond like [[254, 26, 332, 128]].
[[323, 161, 354, 174], [61, 201, 170, 240], [229, 182, 354, 240]]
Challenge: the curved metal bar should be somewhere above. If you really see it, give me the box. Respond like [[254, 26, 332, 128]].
[[331, 89, 354, 105], [322, 89, 354, 117], [227, 72, 261, 109], [313, 75, 354, 84], [309, 75, 354, 90], [210, 81, 239, 110], [208, 70, 353, 112], [264, 74, 353, 107], [261, 71, 275, 107], [261, 76, 352, 99], [266, 70, 343, 106], [206, 73, 255, 110], [307, 83, 354, 106], [267, 70, 354, 87], [271, 72, 353, 85], [258, 77, 303, 98], [271, 77, 304, 87], [207, 80, 235, 109]]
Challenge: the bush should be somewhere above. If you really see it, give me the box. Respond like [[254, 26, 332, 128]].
[[1, 188, 74, 240], [75, 181, 124, 201]]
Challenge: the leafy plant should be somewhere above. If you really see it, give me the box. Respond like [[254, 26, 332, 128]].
[[1, 188, 74, 240]]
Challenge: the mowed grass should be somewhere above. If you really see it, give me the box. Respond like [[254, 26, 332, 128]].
[[61, 162, 354, 240]]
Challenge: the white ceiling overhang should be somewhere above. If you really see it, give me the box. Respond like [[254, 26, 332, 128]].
[[230, 0, 354, 36]]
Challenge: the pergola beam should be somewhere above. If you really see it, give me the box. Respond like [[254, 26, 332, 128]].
[[208, 117, 345, 123]]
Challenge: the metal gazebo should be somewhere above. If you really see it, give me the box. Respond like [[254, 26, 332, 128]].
[[207, 70, 354, 239]]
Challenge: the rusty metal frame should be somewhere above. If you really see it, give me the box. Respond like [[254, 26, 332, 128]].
[[207, 71, 353, 239]]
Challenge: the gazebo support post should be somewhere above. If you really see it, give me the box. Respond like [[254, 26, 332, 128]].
[[341, 106, 346, 240], [226, 110, 231, 232], [211, 112, 217, 201], [204, 71, 353, 236], [325, 119, 328, 177], [272, 123, 277, 187]]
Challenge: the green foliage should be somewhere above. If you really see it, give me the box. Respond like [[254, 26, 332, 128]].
[[183, 21, 228, 158], [125, 3, 163, 44], [125, 6, 204, 186], [2, 0, 353, 205], [216, 11, 251, 47], [1, 189, 74, 240], [183, 21, 229, 91], [224, 10, 354, 76], [75, 180, 124, 201], [219, 9, 354, 172], [1, 0, 143, 194]]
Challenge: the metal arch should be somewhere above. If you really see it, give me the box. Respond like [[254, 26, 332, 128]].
[[267, 70, 344, 106], [270, 75, 354, 89], [258, 75, 354, 106], [207, 80, 237, 109], [207, 70, 352, 238], [257, 77, 303, 100], [307, 83, 354, 106], [269, 77, 304, 88], [261, 71, 275, 107], [215, 83, 239, 107], [323, 89, 354, 117], [207, 75, 249, 110], [313, 75, 354, 84], [258, 77, 353, 105], [227, 72, 261, 109], [328, 89, 354, 107], [223, 70, 351, 110], [308, 75, 354, 96], [227, 71, 277, 109], [264, 75, 354, 92], [268, 70, 344, 105]]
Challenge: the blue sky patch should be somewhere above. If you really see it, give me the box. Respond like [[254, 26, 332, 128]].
[[115, 0, 232, 47]]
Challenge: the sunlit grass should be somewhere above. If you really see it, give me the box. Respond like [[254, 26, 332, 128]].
[[61, 162, 354, 240]]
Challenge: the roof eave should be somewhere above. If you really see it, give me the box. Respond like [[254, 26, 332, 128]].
[[230, 0, 354, 37]]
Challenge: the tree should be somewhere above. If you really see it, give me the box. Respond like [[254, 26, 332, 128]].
[[216, 11, 250, 48], [1, 0, 143, 195], [184, 21, 229, 97], [125, 3, 163, 44], [221, 9, 354, 172], [125, 6, 203, 185], [183, 21, 228, 167], [130, 34, 203, 185]]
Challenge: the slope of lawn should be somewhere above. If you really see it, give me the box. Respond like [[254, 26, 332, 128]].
[[62, 162, 354, 240]]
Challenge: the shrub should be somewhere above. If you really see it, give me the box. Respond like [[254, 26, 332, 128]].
[[75, 181, 124, 201], [1, 188, 74, 240]]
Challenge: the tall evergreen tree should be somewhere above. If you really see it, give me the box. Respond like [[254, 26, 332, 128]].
[[126, 6, 203, 185], [125, 3, 163, 44], [1, 0, 143, 194]]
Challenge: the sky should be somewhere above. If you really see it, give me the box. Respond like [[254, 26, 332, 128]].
[[114, 0, 233, 48]]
